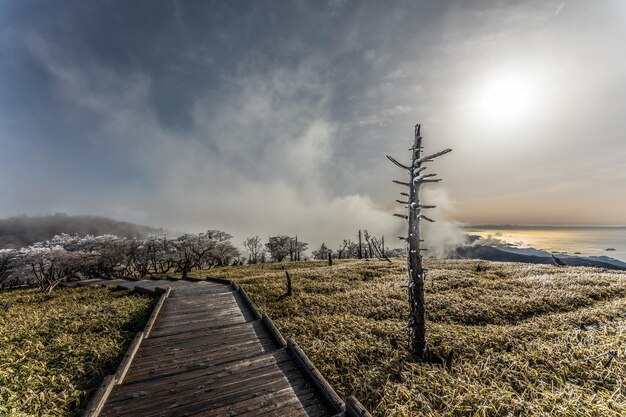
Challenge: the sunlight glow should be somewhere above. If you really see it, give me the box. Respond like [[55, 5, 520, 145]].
[[473, 71, 542, 126]]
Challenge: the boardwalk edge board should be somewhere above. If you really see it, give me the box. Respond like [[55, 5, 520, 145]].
[[261, 314, 287, 347], [238, 287, 262, 319], [113, 331, 144, 383], [287, 338, 345, 413], [82, 375, 115, 417], [346, 395, 373, 417], [141, 286, 171, 338], [81, 285, 168, 417]]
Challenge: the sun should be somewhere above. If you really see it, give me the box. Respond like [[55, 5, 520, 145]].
[[473, 71, 541, 126]]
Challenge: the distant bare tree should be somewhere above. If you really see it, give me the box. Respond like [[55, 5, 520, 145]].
[[363, 230, 374, 258], [312, 243, 330, 260], [266, 235, 292, 262], [20, 237, 95, 293], [336, 239, 350, 259], [173, 230, 239, 278], [243, 236, 263, 264], [266, 235, 307, 262]]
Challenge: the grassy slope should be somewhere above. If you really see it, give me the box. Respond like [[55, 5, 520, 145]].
[[0, 287, 154, 417], [194, 259, 626, 417]]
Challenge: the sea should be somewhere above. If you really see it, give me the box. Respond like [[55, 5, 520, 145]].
[[464, 226, 626, 263]]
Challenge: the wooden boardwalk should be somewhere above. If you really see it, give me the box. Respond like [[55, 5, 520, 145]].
[[65, 278, 371, 417]]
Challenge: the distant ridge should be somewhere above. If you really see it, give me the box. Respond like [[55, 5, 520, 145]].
[[454, 245, 626, 271], [0, 214, 168, 249]]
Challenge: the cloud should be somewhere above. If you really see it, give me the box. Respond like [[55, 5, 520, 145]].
[[19, 35, 404, 250]]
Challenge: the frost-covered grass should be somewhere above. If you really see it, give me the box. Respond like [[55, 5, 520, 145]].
[[0, 287, 154, 417], [192, 259, 626, 417]]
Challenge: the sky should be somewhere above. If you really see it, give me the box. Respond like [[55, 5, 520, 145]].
[[1, 0, 625, 250]]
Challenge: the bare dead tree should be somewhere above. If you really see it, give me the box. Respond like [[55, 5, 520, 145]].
[[388, 123, 452, 360], [363, 230, 373, 258], [358, 230, 363, 259], [243, 236, 263, 264], [370, 236, 392, 263], [337, 239, 351, 259]]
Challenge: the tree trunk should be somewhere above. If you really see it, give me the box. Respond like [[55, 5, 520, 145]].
[[407, 124, 426, 358], [358, 230, 363, 259], [328, 252, 333, 266]]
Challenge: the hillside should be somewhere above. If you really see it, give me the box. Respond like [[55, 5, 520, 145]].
[[0, 214, 167, 249], [199, 259, 626, 417]]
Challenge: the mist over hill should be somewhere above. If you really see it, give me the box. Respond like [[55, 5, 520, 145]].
[[0, 214, 168, 249]]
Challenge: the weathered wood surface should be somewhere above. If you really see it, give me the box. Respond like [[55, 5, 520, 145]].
[[66, 278, 364, 417]]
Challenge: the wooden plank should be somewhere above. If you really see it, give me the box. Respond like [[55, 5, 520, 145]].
[[102, 367, 293, 416], [108, 351, 294, 403], [142, 287, 170, 338], [82, 375, 115, 417], [148, 315, 249, 337], [262, 314, 287, 347], [197, 381, 324, 417], [139, 321, 259, 349], [239, 288, 262, 319], [135, 330, 276, 361], [345, 395, 373, 417], [123, 342, 276, 383], [138, 320, 263, 348], [201, 386, 305, 417], [149, 315, 248, 337], [110, 355, 299, 409], [113, 332, 144, 384], [287, 338, 345, 414]]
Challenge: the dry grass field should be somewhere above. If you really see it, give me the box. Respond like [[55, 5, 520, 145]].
[[0, 287, 154, 417], [2, 259, 625, 417], [193, 259, 626, 417]]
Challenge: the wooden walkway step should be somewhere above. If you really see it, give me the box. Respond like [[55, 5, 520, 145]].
[[65, 278, 372, 417]]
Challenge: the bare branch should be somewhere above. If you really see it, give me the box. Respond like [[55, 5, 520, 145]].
[[393, 180, 410, 186], [418, 215, 435, 222], [386, 155, 411, 171], [393, 213, 408, 220], [413, 173, 437, 184], [411, 203, 436, 210], [413, 166, 427, 175], [417, 148, 452, 163]]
